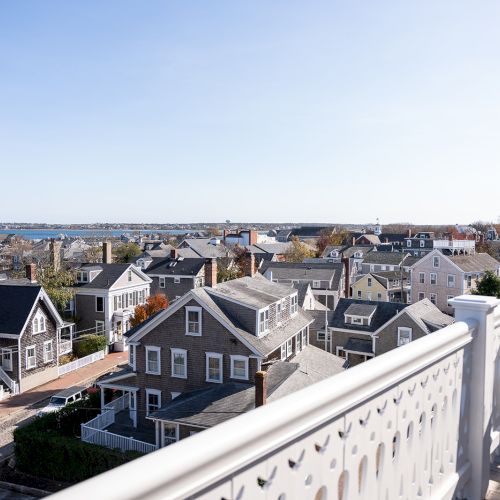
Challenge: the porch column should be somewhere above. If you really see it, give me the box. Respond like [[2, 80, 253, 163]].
[[100, 387, 105, 410], [155, 420, 160, 449], [160, 422, 165, 448], [449, 295, 500, 500], [175, 424, 180, 442]]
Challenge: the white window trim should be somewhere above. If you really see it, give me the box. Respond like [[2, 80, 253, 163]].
[[430, 293, 437, 304], [159, 277, 166, 288], [433, 256, 440, 268], [447, 274, 456, 288], [26, 345, 36, 370], [419, 272, 425, 284], [145, 346, 161, 375], [290, 294, 298, 315], [171, 348, 187, 379], [129, 345, 137, 371], [286, 338, 293, 358], [206, 352, 223, 383], [145, 388, 161, 416], [32, 310, 47, 334], [95, 296, 104, 313], [258, 308, 270, 335], [280, 344, 286, 361], [1, 348, 13, 372], [95, 320, 105, 333], [174, 277, 181, 284], [185, 306, 202, 336], [312, 280, 321, 289], [430, 273, 437, 285], [230, 355, 249, 380], [43, 340, 53, 364], [398, 327, 412, 346]]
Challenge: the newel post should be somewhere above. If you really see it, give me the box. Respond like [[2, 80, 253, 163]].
[[449, 294, 500, 499]]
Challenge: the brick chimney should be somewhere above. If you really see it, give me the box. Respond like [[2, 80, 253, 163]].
[[26, 263, 37, 283], [243, 252, 256, 277], [406, 229, 412, 238], [342, 256, 350, 298], [352, 236, 356, 246], [205, 258, 217, 287], [49, 239, 62, 271], [255, 370, 267, 407], [170, 248, 179, 259], [102, 241, 112, 264], [248, 230, 258, 246]]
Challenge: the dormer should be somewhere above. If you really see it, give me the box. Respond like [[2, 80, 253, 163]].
[[344, 303, 377, 327], [77, 267, 103, 283], [329, 250, 339, 258], [354, 251, 363, 258]]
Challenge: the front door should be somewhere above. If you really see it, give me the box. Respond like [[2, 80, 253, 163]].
[[1, 349, 12, 372]]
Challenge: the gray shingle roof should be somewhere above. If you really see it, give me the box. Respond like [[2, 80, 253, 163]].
[[362, 252, 410, 265], [0, 284, 41, 335], [74, 263, 139, 289], [401, 299, 454, 334], [144, 257, 205, 276], [180, 239, 230, 258], [448, 253, 500, 273], [343, 338, 373, 354], [344, 303, 377, 317]]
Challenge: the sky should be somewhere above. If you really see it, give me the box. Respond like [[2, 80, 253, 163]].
[[0, 1, 499, 225]]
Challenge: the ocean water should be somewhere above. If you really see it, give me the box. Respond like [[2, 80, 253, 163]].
[[0, 228, 193, 240]]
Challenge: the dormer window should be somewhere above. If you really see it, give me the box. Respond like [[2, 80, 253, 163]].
[[312, 280, 321, 289], [344, 304, 377, 327], [407, 240, 411, 247], [77, 271, 88, 283], [290, 294, 298, 315], [330, 250, 339, 258], [259, 309, 269, 334], [32, 311, 47, 334]]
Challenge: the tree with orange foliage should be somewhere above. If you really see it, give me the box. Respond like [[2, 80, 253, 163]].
[[130, 293, 169, 328]]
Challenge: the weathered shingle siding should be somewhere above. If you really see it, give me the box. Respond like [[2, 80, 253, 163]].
[[75, 294, 103, 331], [374, 314, 425, 355], [134, 299, 257, 427], [330, 329, 372, 356], [151, 276, 197, 301], [209, 296, 257, 334]]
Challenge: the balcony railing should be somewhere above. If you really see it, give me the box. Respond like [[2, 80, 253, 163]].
[[433, 239, 476, 249], [51, 295, 500, 500]]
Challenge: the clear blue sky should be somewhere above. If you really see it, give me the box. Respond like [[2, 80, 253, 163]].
[[1, 1, 499, 225]]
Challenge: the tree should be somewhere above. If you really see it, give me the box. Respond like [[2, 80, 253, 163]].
[[284, 237, 316, 263], [37, 266, 76, 311], [84, 245, 102, 263], [472, 270, 500, 299], [130, 293, 169, 327], [316, 229, 349, 255], [217, 256, 242, 282], [113, 243, 141, 263]]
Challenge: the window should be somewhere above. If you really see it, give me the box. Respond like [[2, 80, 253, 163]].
[[129, 345, 136, 370], [78, 271, 88, 283], [43, 340, 53, 363], [352, 317, 362, 324], [357, 290, 362, 299], [174, 277, 181, 284], [96, 296, 104, 312], [433, 256, 440, 268], [128, 270, 132, 282], [280, 344, 286, 360], [381, 265, 387, 271], [159, 277, 166, 288], [418, 292, 425, 301], [206, 353, 223, 383], [286, 338, 293, 357], [367, 277, 372, 287], [312, 280, 321, 289], [230, 355, 249, 380], [302, 328, 308, 347], [466, 275, 472, 288], [32, 311, 46, 334], [420, 240, 425, 248], [447, 274, 456, 288], [370, 265, 374, 272], [145, 389, 161, 416], [185, 307, 202, 336], [419, 272, 425, 284], [430, 293, 437, 305], [295, 332, 302, 352], [398, 327, 412, 346], [259, 309, 269, 334], [430, 273, 437, 285], [171, 348, 187, 378], [276, 301, 283, 322], [113, 295, 122, 310], [290, 294, 298, 315], [407, 240, 411, 247], [146, 346, 161, 375], [26, 346, 36, 369], [317, 330, 331, 342], [377, 292, 382, 300], [95, 320, 105, 333]]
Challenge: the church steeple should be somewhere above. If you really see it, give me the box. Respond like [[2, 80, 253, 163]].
[[374, 218, 382, 236]]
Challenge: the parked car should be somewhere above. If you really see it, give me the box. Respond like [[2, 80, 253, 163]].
[[38, 386, 88, 415]]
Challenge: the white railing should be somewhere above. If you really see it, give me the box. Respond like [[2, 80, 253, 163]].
[[0, 365, 19, 395], [81, 426, 157, 454], [58, 340, 73, 356], [50, 295, 500, 500], [58, 350, 105, 376], [83, 409, 115, 431], [433, 239, 476, 249], [103, 394, 129, 414]]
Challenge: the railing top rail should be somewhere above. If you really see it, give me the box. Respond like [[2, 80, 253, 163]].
[[53, 319, 474, 500]]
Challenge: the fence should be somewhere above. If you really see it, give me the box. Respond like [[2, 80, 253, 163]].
[[58, 339, 73, 356], [81, 425, 157, 454], [103, 394, 129, 414], [58, 350, 105, 376]]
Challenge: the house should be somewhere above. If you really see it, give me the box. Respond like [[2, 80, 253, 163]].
[[177, 238, 231, 259], [73, 243, 151, 349], [351, 271, 409, 303], [409, 250, 500, 313], [139, 250, 216, 301], [0, 265, 74, 394], [359, 251, 417, 276], [324, 298, 452, 366], [404, 231, 475, 257], [222, 229, 276, 246], [91, 275, 345, 447], [260, 261, 345, 309]]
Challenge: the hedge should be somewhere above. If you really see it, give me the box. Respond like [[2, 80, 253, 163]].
[[14, 393, 142, 482], [73, 334, 107, 358]]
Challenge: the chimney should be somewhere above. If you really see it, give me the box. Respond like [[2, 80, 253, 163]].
[[255, 370, 267, 407], [170, 248, 179, 260], [26, 263, 37, 283], [384, 237, 389, 244], [352, 236, 356, 246], [342, 257, 350, 298], [49, 239, 62, 272], [103, 241, 112, 264], [205, 258, 217, 287], [243, 252, 256, 277], [248, 230, 258, 246], [406, 229, 412, 238]]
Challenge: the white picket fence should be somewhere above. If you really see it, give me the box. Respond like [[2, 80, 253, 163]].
[[58, 339, 73, 356], [58, 350, 105, 376], [81, 427, 158, 454]]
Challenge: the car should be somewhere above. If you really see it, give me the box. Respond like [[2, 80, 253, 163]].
[[38, 385, 88, 415]]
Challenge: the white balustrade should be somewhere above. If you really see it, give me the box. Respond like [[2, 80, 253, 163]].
[[58, 350, 105, 376], [50, 295, 500, 500], [0, 365, 19, 394], [81, 425, 157, 454], [103, 394, 129, 414], [58, 340, 73, 356]]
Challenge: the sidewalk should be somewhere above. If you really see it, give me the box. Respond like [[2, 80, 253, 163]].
[[0, 352, 127, 420]]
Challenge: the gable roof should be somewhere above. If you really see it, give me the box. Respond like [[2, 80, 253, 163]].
[[0, 284, 42, 335], [356, 234, 381, 245], [74, 263, 151, 290], [179, 239, 230, 259], [401, 299, 454, 334], [144, 257, 205, 276], [362, 252, 410, 265], [448, 253, 500, 273]]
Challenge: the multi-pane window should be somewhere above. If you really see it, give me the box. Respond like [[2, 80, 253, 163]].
[[433, 256, 440, 268], [419, 272, 425, 284], [302, 328, 308, 347], [159, 277, 166, 288], [466, 275, 472, 288], [280, 344, 286, 360], [357, 290, 362, 299], [206, 353, 223, 383], [430, 293, 437, 305], [286, 338, 293, 357], [367, 277, 372, 287], [43, 340, 53, 363], [259, 309, 269, 334], [171, 349, 187, 378], [128, 270, 132, 281], [146, 346, 161, 374], [447, 274, 456, 288], [96, 296, 104, 312], [430, 273, 437, 285], [276, 301, 283, 322], [290, 294, 298, 315], [312, 280, 321, 289], [26, 346, 36, 369], [186, 307, 202, 335], [113, 295, 122, 310], [295, 332, 302, 352], [418, 292, 425, 301], [32, 312, 46, 334], [230, 356, 248, 380], [146, 389, 161, 416], [398, 328, 412, 346]]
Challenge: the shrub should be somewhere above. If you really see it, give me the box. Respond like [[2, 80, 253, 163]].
[[59, 353, 76, 365], [73, 334, 107, 358]]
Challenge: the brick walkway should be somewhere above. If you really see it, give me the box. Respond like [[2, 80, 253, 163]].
[[0, 352, 127, 420]]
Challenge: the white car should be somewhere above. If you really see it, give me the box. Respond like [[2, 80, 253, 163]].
[[38, 386, 88, 415]]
